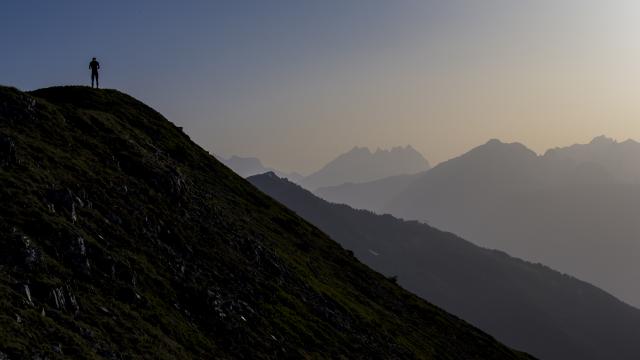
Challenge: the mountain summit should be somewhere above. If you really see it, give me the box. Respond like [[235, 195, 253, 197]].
[[0, 86, 529, 359], [300, 145, 430, 190]]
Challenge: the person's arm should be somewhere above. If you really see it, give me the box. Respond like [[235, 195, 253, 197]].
[[97, 63, 100, 70]]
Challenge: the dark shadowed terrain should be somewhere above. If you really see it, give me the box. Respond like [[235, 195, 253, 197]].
[[0, 86, 531, 359]]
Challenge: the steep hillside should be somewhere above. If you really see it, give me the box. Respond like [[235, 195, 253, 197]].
[[300, 145, 430, 190], [0, 86, 530, 359], [250, 172, 640, 360]]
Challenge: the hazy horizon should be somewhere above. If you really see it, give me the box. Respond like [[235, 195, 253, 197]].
[[4, 1, 640, 173], [219, 134, 638, 176]]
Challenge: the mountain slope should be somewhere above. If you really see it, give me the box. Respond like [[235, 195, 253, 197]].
[[250, 172, 640, 360], [300, 145, 430, 190], [219, 155, 303, 181], [383, 138, 640, 306], [543, 135, 640, 183], [0, 86, 530, 359], [315, 172, 422, 213]]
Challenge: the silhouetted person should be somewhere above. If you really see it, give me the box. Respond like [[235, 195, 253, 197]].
[[89, 57, 100, 88]]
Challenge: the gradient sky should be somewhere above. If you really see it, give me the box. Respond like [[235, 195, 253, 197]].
[[3, 1, 640, 173]]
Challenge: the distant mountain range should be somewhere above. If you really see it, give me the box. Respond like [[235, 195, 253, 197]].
[[222, 145, 431, 191], [299, 145, 430, 190], [219, 155, 304, 182], [316, 172, 421, 212], [319, 136, 640, 307], [544, 135, 640, 183], [250, 172, 640, 360]]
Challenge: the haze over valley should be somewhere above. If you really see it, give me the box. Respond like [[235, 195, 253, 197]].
[[316, 136, 640, 307]]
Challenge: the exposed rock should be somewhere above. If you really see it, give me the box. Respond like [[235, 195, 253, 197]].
[[23, 285, 33, 306]]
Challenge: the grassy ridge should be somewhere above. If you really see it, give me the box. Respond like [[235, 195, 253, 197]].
[[0, 85, 531, 359]]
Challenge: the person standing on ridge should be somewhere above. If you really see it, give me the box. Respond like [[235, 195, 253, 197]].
[[89, 57, 100, 88]]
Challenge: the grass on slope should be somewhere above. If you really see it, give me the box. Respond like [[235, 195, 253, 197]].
[[0, 85, 531, 359]]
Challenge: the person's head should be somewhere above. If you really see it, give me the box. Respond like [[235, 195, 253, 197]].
[[92, 57, 96, 61]]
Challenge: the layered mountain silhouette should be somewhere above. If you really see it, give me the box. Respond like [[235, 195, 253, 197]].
[[299, 145, 430, 190], [316, 173, 422, 213], [316, 139, 538, 212], [219, 155, 304, 182], [321, 137, 640, 307], [250, 172, 640, 360], [543, 135, 640, 183], [0, 86, 531, 359]]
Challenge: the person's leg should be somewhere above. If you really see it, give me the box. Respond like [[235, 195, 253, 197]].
[[91, 73, 96, 88], [96, 73, 99, 89]]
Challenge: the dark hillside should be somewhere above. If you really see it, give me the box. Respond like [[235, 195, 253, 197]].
[[0, 86, 530, 359]]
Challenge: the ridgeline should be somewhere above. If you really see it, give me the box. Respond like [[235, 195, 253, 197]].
[[0, 86, 531, 359]]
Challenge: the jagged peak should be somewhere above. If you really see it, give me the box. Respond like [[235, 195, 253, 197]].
[[475, 138, 535, 155], [544, 135, 638, 157], [590, 135, 616, 145], [347, 145, 423, 156], [342, 145, 426, 158], [485, 138, 504, 146], [262, 171, 280, 179], [349, 146, 371, 153]]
